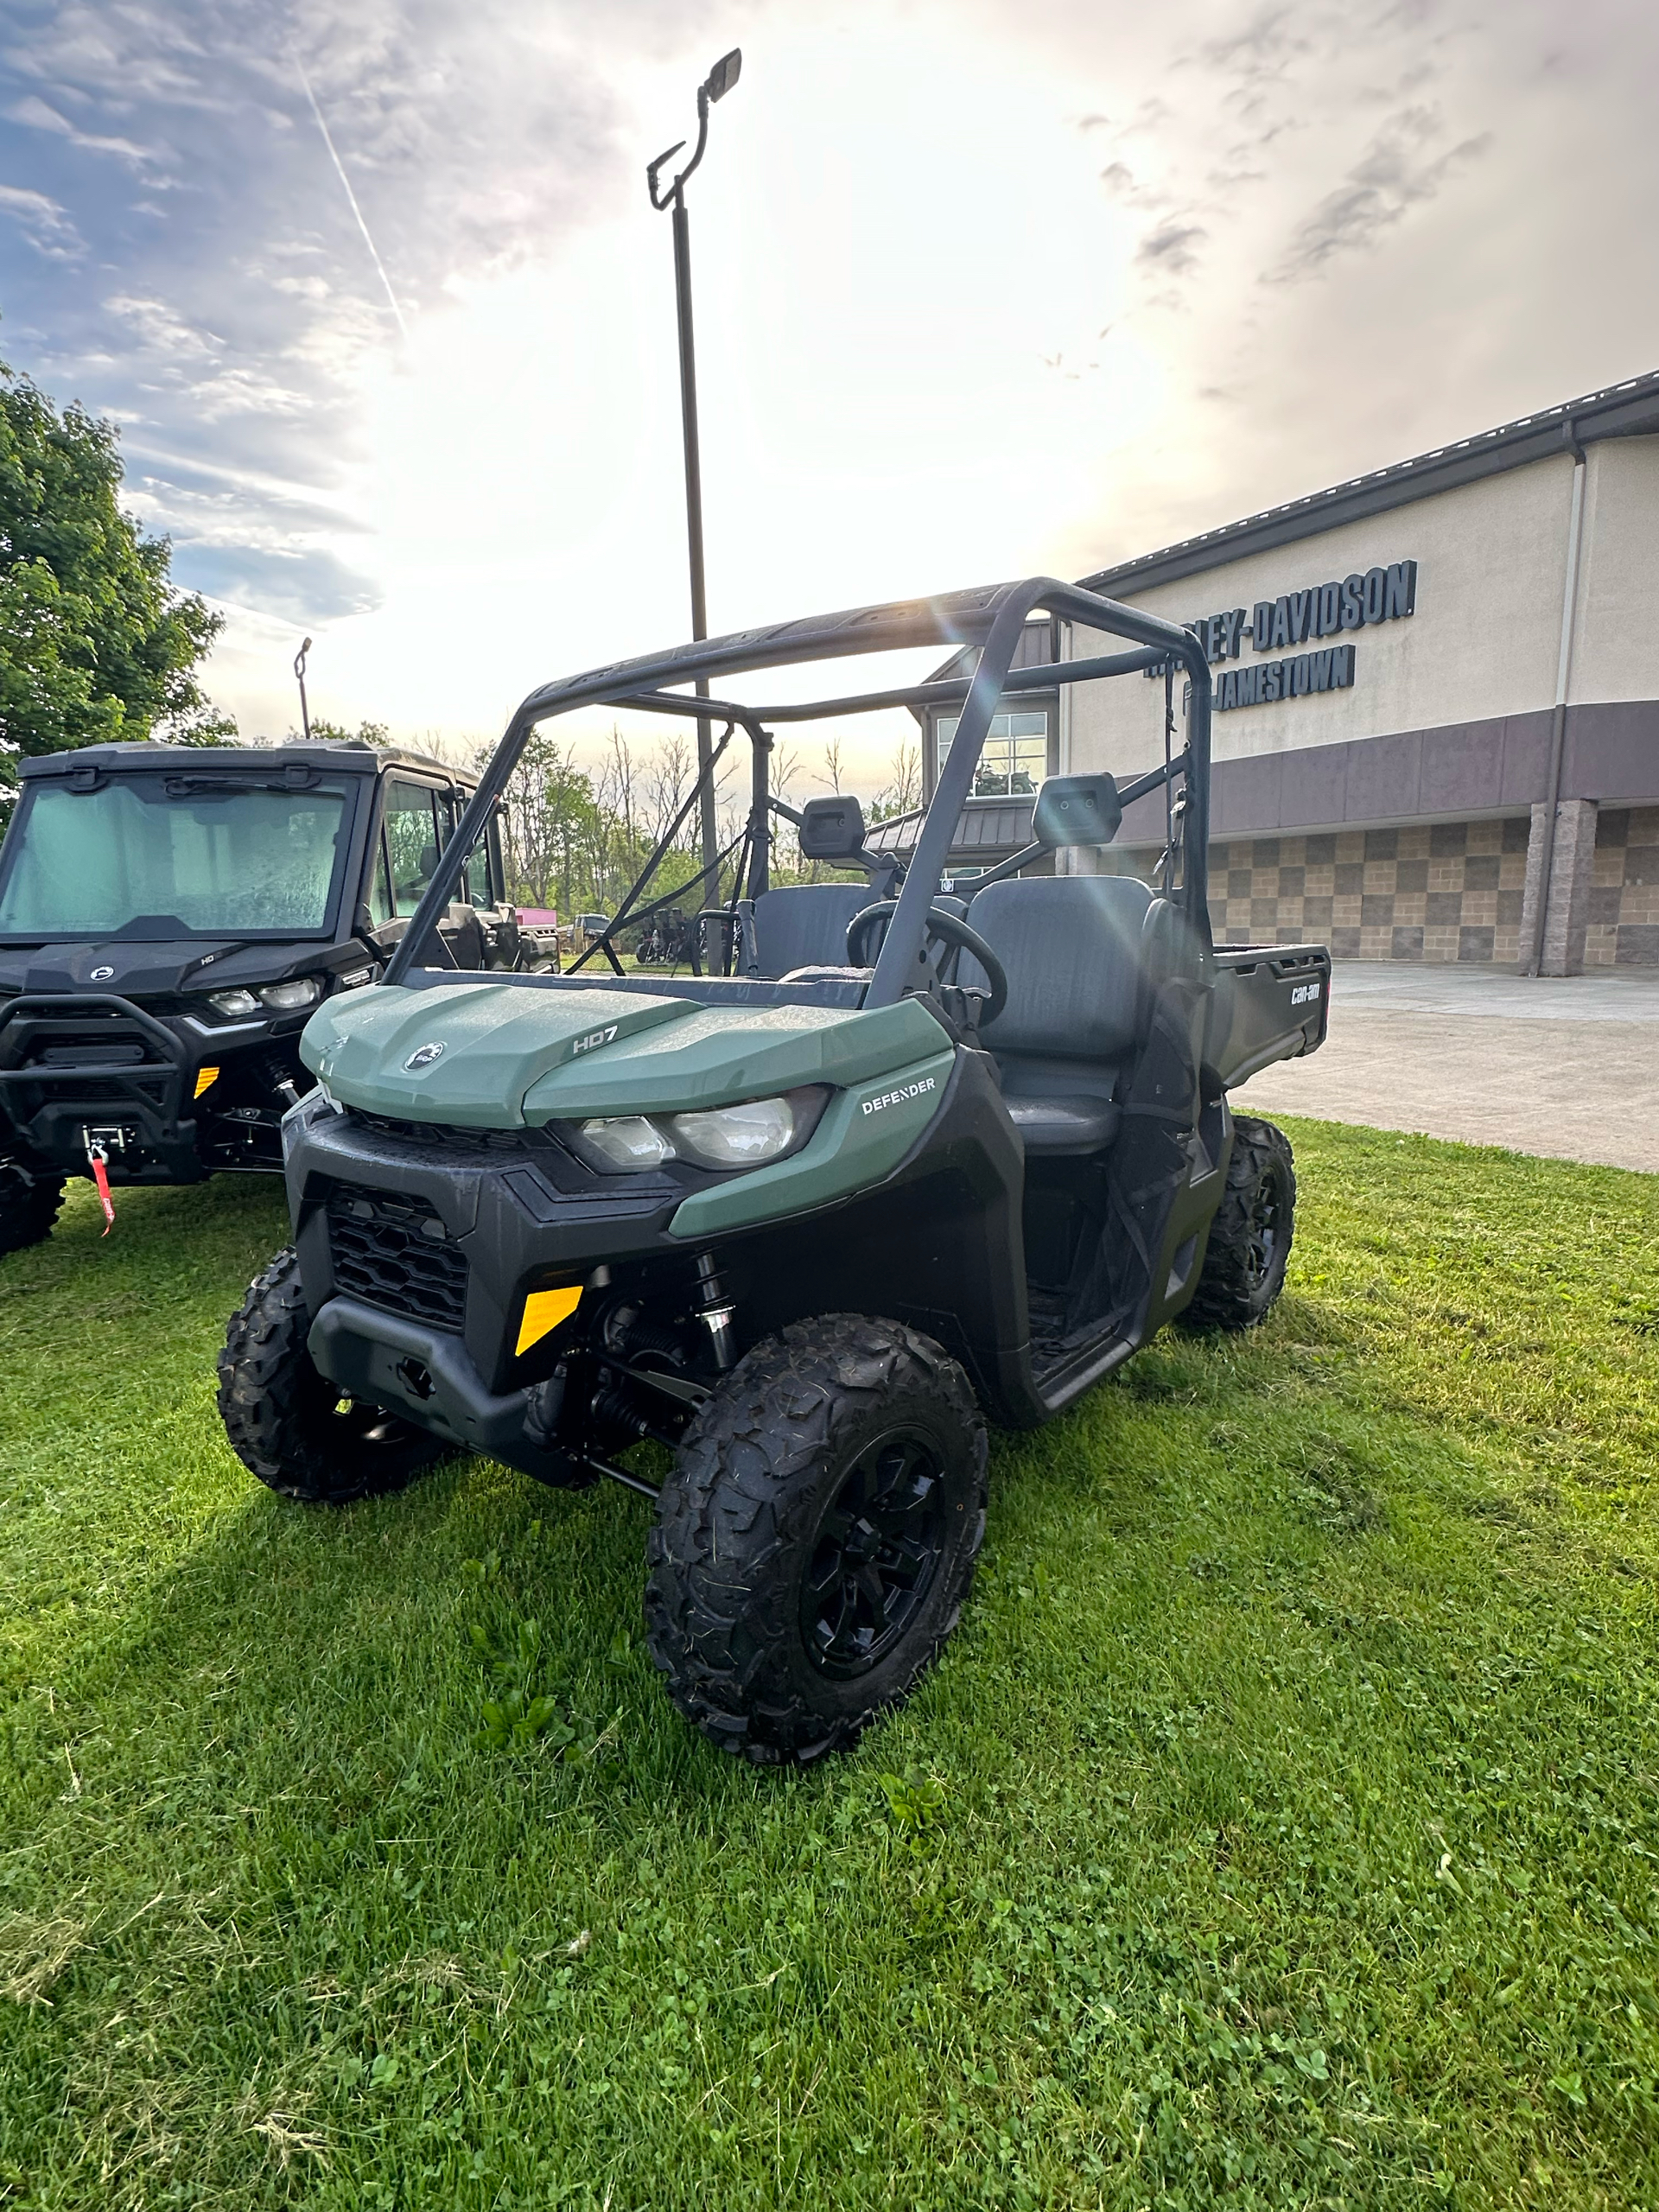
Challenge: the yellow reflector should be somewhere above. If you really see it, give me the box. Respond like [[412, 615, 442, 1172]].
[[194, 1065, 220, 1098], [516, 1284, 583, 1357]]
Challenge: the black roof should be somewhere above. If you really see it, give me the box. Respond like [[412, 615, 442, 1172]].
[[19, 740, 468, 782], [1078, 366, 1659, 599], [868, 793, 1035, 861]]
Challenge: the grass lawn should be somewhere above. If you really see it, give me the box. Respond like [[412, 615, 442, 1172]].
[[1, 1120, 1656, 2211]]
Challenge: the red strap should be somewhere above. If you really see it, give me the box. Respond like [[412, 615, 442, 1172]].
[[88, 1147, 114, 1235]]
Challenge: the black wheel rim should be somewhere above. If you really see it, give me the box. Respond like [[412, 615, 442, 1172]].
[[1243, 1165, 1285, 1290], [800, 1428, 946, 1679]]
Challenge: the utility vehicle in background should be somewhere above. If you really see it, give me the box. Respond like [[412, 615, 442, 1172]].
[[215, 577, 1330, 1764], [0, 741, 529, 1251]]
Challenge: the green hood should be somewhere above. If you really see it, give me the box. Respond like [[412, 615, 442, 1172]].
[[301, 982, 948, 1128]]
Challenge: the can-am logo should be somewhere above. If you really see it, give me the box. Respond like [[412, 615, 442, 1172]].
[[1289, 981, 1321, 1006], [90, 965, 114, 981], [861, 1075, 938, 1117], [403, 1041, 447, 1071]]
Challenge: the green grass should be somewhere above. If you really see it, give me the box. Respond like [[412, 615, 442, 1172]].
[[1, 1123, 1656, 2211]]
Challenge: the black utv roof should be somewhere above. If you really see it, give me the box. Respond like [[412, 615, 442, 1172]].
[[18, 741, 468, 782]]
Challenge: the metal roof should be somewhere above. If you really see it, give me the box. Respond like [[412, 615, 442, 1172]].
[[19, 739, 467, 782], [868, 794, 1035, 861], [1078, 366, 1659, 600]]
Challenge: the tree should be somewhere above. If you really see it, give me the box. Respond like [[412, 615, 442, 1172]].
[[0, 357, 232, 816], [869, 734, 920, 821]]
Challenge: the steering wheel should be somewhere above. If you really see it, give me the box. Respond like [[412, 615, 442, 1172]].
[[846, 899, 1009, 1026]]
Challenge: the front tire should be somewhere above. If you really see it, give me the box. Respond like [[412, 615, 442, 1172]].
[[0, 1157, 65, 1257], [1181, 1115, 1296, 1331], [217, 1248, 444, 1503], [645, 1314, 988, 1765]]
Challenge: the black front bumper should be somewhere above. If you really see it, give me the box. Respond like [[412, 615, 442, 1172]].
[[0, 992, 207, 1181], [307, 1294, 571, 1478]]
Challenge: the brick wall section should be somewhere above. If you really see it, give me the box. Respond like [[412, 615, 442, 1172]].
[[1590, 806, 1659, 967], [1203, 820, 1533, 961], [1092, 809, 1659, 963]]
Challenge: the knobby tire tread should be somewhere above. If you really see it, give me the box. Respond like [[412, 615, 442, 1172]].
[[0, 1163, 66, 1256], [217, 1247, 441, 1503], [645, 1313, 988, 1766], [1182, 1114, 1296, 1332]]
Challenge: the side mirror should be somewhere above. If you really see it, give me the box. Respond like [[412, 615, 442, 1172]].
[[798, 794, 868, 861], [1033, 772, 1122, 849]]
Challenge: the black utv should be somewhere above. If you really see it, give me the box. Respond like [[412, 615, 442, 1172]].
[[0, 741, 528, 1252]]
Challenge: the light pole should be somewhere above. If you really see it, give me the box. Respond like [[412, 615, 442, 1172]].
[[294, 636, 313, 741], [648, 47, 741, 887]]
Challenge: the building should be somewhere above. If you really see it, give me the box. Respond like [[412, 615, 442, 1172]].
[[903, 370, 1659, 971]]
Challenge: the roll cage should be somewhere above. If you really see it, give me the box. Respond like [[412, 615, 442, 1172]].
[[385, 576, 1213, 996]]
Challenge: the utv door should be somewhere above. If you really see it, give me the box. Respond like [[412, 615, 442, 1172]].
[[366, 775, 520, 971]]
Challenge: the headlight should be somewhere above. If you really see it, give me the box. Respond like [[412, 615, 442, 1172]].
[[261, 977, 321, 1011], [207, 988, 261, 1017], [572, 1116, 676, 1171], [563, 1088, 829, 1175], [669, 1096, 797, 1167]]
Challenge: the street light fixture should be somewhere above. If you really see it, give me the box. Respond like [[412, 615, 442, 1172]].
[[647, 48, 742, 885]]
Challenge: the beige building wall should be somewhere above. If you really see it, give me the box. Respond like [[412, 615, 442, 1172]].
[[1570, 435, 1659, 708], [1062, 444, 1659, 789]]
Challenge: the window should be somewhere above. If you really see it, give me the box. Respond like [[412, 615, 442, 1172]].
[[448, 801, 496, 909], [384, 780, 444, 917], [367, 835, 396, 925], [934, 709, 1049, 798], [0, 775, 351, 938]]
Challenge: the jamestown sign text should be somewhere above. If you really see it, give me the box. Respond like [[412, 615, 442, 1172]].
[[1150, 558, 1419, 714]]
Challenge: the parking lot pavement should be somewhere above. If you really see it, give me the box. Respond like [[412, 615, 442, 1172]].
[[1230, 963, 1659, 1174]]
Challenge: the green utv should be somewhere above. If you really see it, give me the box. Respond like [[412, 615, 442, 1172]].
[[217, 578, 1330, 1764]]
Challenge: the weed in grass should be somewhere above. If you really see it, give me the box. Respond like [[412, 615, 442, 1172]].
[[461, 1544, 626, 1771], [0, 1133, 1656, 2208]]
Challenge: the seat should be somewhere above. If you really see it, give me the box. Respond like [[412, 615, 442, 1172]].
[[753, 886, 966, 982], [963, 874, 1154, 1154], [752, 884, 875, 979]]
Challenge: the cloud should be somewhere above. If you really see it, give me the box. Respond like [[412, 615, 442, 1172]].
[[167, 542, 381, 624], [1193, 4, 1316, 91], [1263, 103, 1492, 282], [4, 93, 160, 168], [0, 0, 638, 625], [0, 182, 84, 259], [1135, 219, 1207, 276]]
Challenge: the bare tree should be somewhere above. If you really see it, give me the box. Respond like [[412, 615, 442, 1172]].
[[822, 734, 844, 794], [872, 733, 921, 820], [646, 733, 695, 849], [601, 726, 637, 854]]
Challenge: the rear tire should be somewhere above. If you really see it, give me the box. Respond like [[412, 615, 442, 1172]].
[[1181, 1115, 1296, 1331], [217, 1247, 444, 1503], [645, 1314, 988, 1765], [0, 1157, 65, 1256]]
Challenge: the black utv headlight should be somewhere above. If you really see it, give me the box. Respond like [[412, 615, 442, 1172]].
[[207, 977, 322, 1018]]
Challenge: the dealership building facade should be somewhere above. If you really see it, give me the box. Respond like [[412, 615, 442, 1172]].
[[913, 371, 1659, 970]]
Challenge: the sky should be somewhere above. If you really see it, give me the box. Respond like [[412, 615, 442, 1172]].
[[1, 0, 1656, 792]]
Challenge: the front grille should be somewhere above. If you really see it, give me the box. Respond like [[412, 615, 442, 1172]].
[[326, 1184, 468, 1331], [347, 1109, 557, 1155]]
